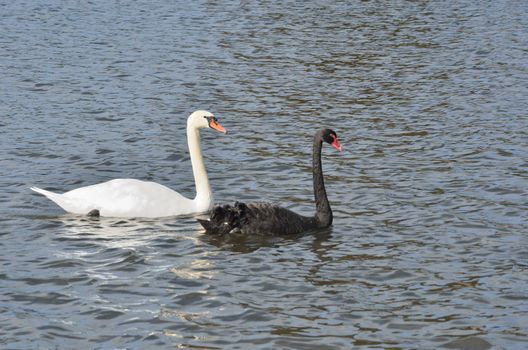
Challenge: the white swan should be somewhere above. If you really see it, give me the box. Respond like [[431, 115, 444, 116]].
[[30, 110, 226, 218]]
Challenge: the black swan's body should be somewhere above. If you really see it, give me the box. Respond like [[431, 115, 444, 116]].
[[197, 129, 341, 235]]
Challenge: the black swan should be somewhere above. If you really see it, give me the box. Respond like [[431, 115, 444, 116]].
[[197, 128, 341, 235]]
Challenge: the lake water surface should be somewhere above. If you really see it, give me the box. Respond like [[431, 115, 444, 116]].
[[1, 1, 527, 349]]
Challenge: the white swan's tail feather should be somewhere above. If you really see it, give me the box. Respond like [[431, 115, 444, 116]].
[[30, 187, 62, 201], [30, 186, 86, 214]]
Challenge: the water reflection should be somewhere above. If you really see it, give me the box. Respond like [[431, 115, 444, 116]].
[[2, 0, 527, 348], [54, 215, 180, 246], [198, 226, 334, 255]]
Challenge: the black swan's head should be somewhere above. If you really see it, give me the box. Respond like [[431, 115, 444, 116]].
[[321, 129, 342, 151]]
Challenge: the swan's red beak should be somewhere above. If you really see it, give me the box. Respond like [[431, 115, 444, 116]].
[[331, 137, 342, 152], [209, 119, 227, 133]]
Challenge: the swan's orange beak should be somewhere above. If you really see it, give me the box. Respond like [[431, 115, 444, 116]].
[[331, 137, 342, 152], [209, 119, 227, 134]]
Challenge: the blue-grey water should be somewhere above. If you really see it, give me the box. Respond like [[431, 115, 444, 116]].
[[1, 1, 527, 349]]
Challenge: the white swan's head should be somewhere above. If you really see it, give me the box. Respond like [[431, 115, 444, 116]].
[[187, 110, 227, 133]]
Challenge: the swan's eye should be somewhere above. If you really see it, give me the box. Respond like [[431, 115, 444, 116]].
[[326, 133, 336, 144]]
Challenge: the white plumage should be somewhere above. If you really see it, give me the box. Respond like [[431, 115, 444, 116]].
[[31, 110, 226, 218]]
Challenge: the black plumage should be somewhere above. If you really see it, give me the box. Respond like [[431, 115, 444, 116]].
[[197, 129, 341, 235]]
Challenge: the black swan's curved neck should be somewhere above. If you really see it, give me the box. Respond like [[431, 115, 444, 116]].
[[313, 133, 332, 227]]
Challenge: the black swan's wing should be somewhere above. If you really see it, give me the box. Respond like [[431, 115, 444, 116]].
[[197, 202, 248, 235], [196, 218, 219, 233], [242, 203, 315, 235], [197, 201, 315, 235]]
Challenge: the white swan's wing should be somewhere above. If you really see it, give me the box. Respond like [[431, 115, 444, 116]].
[[65, 179, 192, 217], [33, 179, 194, 218]]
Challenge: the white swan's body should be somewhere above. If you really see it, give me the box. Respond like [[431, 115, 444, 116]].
[[30, 179, 202, 218], [31, 110, 226, 218]]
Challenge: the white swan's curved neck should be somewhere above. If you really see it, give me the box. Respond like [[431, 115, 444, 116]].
[[187, 125, 212, 209]]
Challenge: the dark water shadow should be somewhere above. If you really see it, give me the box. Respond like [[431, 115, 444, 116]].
[[198, 226, 333, 254]]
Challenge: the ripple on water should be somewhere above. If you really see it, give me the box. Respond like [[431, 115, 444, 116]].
[[1, 1, 528, 349]]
